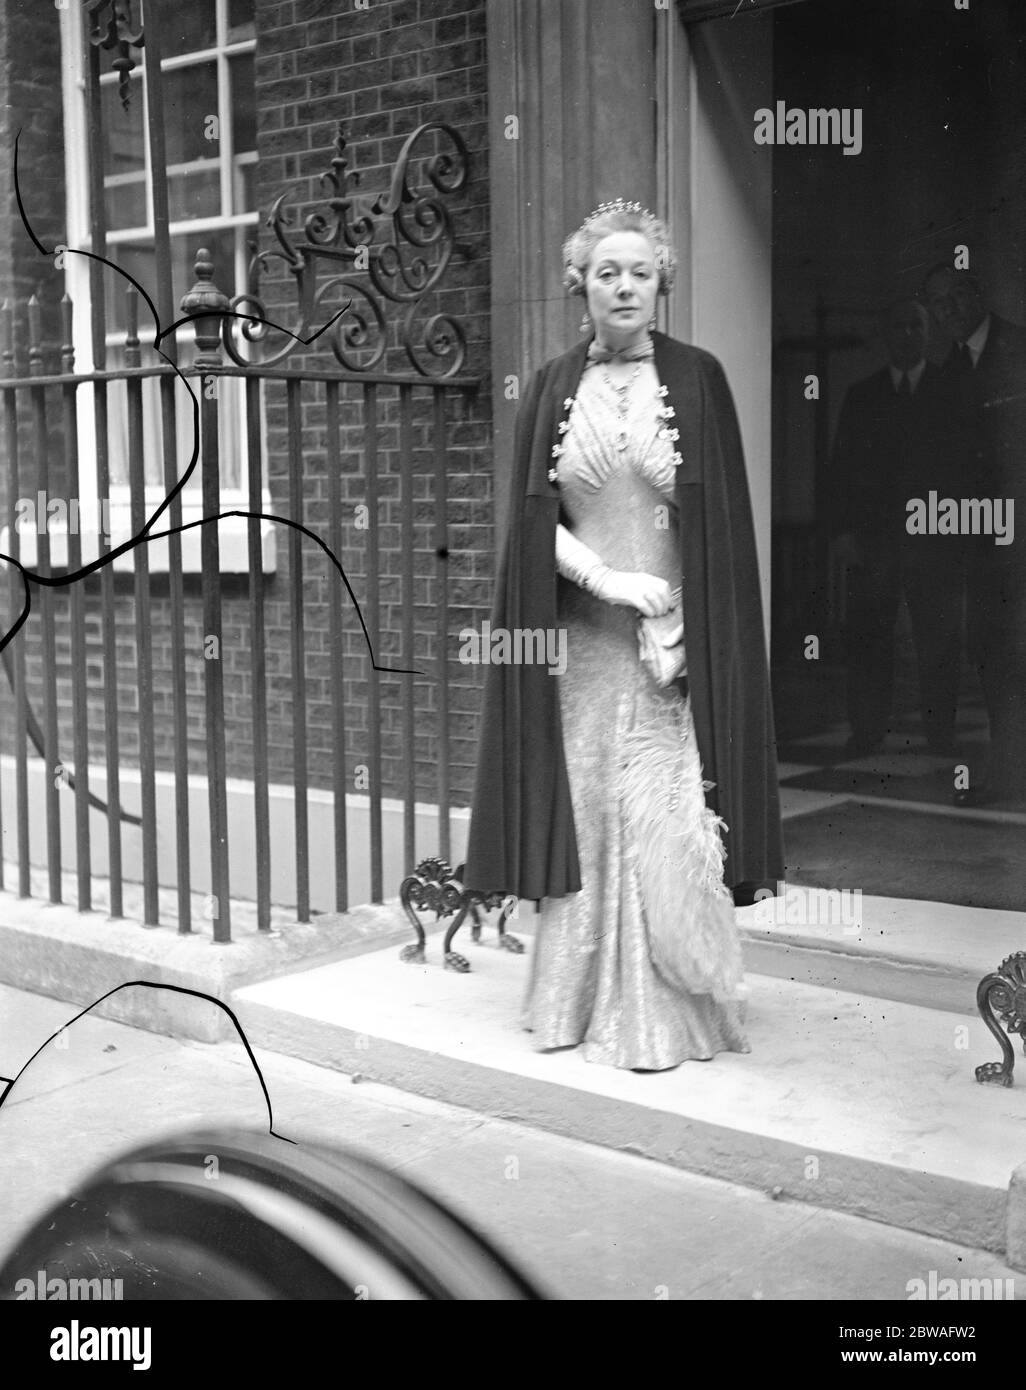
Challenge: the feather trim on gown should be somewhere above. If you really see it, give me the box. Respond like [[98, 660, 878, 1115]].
[[620, 692, 745, 1007]]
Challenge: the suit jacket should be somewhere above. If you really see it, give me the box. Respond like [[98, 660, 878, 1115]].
[[942, 313, 1026, 568], [826, 361, 959, 549], [462, 331, 784, 904], [974, 312, 1026, 384]]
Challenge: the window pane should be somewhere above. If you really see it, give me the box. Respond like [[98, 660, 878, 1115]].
[[104, 244, 157, 335], [102, 76, 147, 230], [229, 53, 256, 156], [172, 228, 236, 311], [103, 232, 235, 338], [98, 235, 236, 378], [107, 360, 193, 490], [168, 166, 221, 222], [163, 62, 220, 166], [105, 371, 130, 487], [228, 0, 256, 44], [233, 159, 256, 217], [106, 178, 148, 234], [157, 0, 217, 59], [101, 77, 145, 175]]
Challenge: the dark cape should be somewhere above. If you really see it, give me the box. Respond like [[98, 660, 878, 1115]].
[[463, 330, 784, 905]]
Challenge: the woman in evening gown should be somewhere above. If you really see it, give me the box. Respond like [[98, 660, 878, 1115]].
[[465, 200, 781, 1072], [523, 341, 748, 1071]]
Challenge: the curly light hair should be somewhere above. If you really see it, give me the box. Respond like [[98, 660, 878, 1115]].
[[562, 200, 677, 296]]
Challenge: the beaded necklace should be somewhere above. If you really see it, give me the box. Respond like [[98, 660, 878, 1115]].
[[600, 361, 644, 452]]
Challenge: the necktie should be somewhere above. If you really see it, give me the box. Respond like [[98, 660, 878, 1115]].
[[586, 335, 655, 364], [954, 341, 974, 373], [897, 373, 911, 396]]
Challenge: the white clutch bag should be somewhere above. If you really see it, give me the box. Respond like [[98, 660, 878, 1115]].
[[637, 587, 686, 687]]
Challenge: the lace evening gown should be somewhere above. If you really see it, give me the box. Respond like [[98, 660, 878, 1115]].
[[523, 359, 749, 1070]]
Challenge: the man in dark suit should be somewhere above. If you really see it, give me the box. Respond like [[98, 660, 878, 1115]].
[[923, 265, 1026, 804], [828, 297, 963, 757]]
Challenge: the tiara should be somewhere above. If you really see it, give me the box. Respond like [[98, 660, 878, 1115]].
[[583, 198, 655, 222], [563, 199, 663, 259]]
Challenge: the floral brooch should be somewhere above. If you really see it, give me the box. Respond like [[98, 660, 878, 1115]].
[[656, 390, 682, 466], [549, 395, 577, 486]]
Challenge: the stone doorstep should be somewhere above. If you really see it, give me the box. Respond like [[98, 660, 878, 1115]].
[[0, 887, 413, 1044], [4, 879, 1017, 1033], [231, 935, 1026, 1269], [738, 893, 1026, 1017]]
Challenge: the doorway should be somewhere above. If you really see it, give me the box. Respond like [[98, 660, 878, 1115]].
[[692, 0, 1026, 910], [767, 0, 1026, 909]]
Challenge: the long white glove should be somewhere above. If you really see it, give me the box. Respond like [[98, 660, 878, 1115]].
[[555, 523, 614, 598], [556, 524, 673, 617]]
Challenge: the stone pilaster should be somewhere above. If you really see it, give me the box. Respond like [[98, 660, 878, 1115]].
[[486, 0, 661, 541]]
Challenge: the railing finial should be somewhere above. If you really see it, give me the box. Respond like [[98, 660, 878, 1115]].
[[60, 292, 75, 374], [180, 247, 230, 369], [1, 300, 14, 373], [27, 292, 43, 376]]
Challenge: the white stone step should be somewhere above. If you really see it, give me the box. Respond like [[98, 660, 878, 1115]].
[[232, 930, 1026, 1263], [737, 892, 1026, 1016]]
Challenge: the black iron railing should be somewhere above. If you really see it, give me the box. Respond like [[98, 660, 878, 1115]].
[[0, 263, 477, 937]]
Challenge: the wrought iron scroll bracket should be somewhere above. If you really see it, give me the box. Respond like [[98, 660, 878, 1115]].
[[975, 952, 1026, 1087], [224, 120, 471, 377], [399, 859, 524, 974]]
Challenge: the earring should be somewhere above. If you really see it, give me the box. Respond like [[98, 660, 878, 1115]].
[[648, 313, 657, 330], [580, 311, 591, 334]]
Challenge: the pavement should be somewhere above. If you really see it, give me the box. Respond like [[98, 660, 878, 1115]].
[[1, 981, 1022, 1301]]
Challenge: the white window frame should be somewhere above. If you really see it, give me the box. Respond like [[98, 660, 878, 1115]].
[[25, 0, 276, 574]]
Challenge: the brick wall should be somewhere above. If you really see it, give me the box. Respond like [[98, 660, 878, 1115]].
[[0, 0, 65, 329], [251, 0, 493, 806], [0, 0, 67, 505], [0, 0, 493, 872]]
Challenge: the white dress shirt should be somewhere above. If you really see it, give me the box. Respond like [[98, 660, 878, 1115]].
[[962, 313, 991, 368], [888, 359, 926, 394]]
